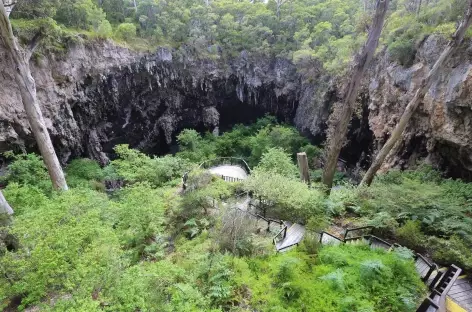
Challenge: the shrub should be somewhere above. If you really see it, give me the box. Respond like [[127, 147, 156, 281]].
[[255, 147, 298, 178], [429, 236, 472, 272], [116, 23, 137, 41], [320, 269, 345, 291], [111, 145, 188, 187], [360, 259, 391, 287], [396, 220, 427, 251], [244, 169, 325, 222], [0, 189, 123, 309], [66, 158, 105, 190], [1, 153, 52, 193]]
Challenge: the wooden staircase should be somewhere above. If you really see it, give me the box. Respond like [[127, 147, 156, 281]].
[[273, 222, 306, 252]]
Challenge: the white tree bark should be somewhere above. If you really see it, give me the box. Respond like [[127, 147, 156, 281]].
[[0, 1, 68, 191], [321, 0, 390, 192], [360, 0, 472, 187], [0, 190, 13, 215]]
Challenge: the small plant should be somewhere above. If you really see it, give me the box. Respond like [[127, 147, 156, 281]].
[[396, 220, 426, 250], [320, 269, 345, 291]]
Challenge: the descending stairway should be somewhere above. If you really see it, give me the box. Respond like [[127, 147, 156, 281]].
[[274, 223, 306, 252]]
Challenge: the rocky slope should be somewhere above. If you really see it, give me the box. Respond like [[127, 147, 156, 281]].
[[0, 36, 471, 179]]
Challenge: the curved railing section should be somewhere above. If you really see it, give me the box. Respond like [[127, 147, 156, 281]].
[[198, 157, 251, 174], [183, 157, 251, 189]]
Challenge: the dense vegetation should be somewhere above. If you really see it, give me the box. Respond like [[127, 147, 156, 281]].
[[1, 117, 471, 310], [10, 0, 471, 72]]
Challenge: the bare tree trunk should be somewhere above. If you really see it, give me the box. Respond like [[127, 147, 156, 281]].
[[416, 0, 422, 16], [321, 0, 390, 193], [360, 0, 472, 187], [0, 190, 13, 215], [0, 1, 68, 191], [297, 152, 310, 185]]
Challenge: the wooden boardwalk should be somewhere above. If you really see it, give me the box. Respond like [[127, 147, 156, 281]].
[[447, 276, 472, 311], [275, 223, 306, 252]]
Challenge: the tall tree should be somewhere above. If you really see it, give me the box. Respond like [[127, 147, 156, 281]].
[[360, 0, 472, 187], [0, 190, 13, 215], [321, 0, 390, 192], [0, 0, 68, 190]]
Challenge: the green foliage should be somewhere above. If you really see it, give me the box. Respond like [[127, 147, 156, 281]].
[[244, 169, 325, 222], [249, 124, 310, 167], [232, 245, 425, 311], [329, 165, 472, 272], [384, 0, 470, 65], [9, 0, 472, 70], [254, 147, 298, 178], [396, 220, 427, 251], [65, 158, 105, 190], [111, 144, 188, 187], [115, 22, 137, 41], [0, 188, 123, 309], [1, 153, 52, 193], [177, 129, 216, 163], [176, 117, 312, 169]]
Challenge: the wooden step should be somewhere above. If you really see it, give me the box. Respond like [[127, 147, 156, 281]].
[[275, 223, 306, 252]]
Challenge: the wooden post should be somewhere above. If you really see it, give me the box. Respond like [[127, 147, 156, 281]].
[[297, 152, 310, 184]]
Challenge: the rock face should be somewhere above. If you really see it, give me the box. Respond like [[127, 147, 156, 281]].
[[367, 36, 472, 180], [1, 36, 472, 180], [0, 41, 300, 164]]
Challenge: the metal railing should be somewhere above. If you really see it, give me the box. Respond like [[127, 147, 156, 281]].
[[273, 225, 288, 246], [415, 253, 438, 283], [343, 226, 374, 242], [319, 231, 343, 245]]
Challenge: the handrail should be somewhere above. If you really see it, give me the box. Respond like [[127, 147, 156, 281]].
[[368, 235, 393, 248], [417, 265, 462, 312], [233, 206, 284, 236], [319, 231, 343, 244], [438, 265, 462, 312], [273, 226, 288, 245], [415, 253, 437, 282], [343, 226, 373, 241]]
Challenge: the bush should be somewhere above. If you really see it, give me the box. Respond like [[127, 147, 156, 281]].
[[429, 236, 472, 272], [1, 153, 52, 193], [231, 245, 425, 311], [244, 169, 325, 222], [396, 220, 427, 251], [66, 158, 105, 190], [116, 23, 137, 41], [255, 147, 298, 178], [111, 145, 188, 187], [0, 189, 123, 309]]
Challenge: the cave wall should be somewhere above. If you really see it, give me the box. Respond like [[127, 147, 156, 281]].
[[1, 36, 472, 179], [367, 36, 472, 180], [0, 41, 300, 164], [72, 49, 300, 163]]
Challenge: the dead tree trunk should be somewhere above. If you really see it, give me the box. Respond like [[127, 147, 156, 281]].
[[360, 0, 472, 187], [321, 0, 389, 193], [0, 1, 68, 191], [0, 190, 13, 215], [297, 152, 310, 185], [416, 0, 422, 16]]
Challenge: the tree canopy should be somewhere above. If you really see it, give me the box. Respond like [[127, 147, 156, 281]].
[[9, 0, 470, 73]]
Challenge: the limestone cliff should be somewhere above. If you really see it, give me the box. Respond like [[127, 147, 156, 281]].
[[0, 36, 471, 180], [367, 36, 472, 180]]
